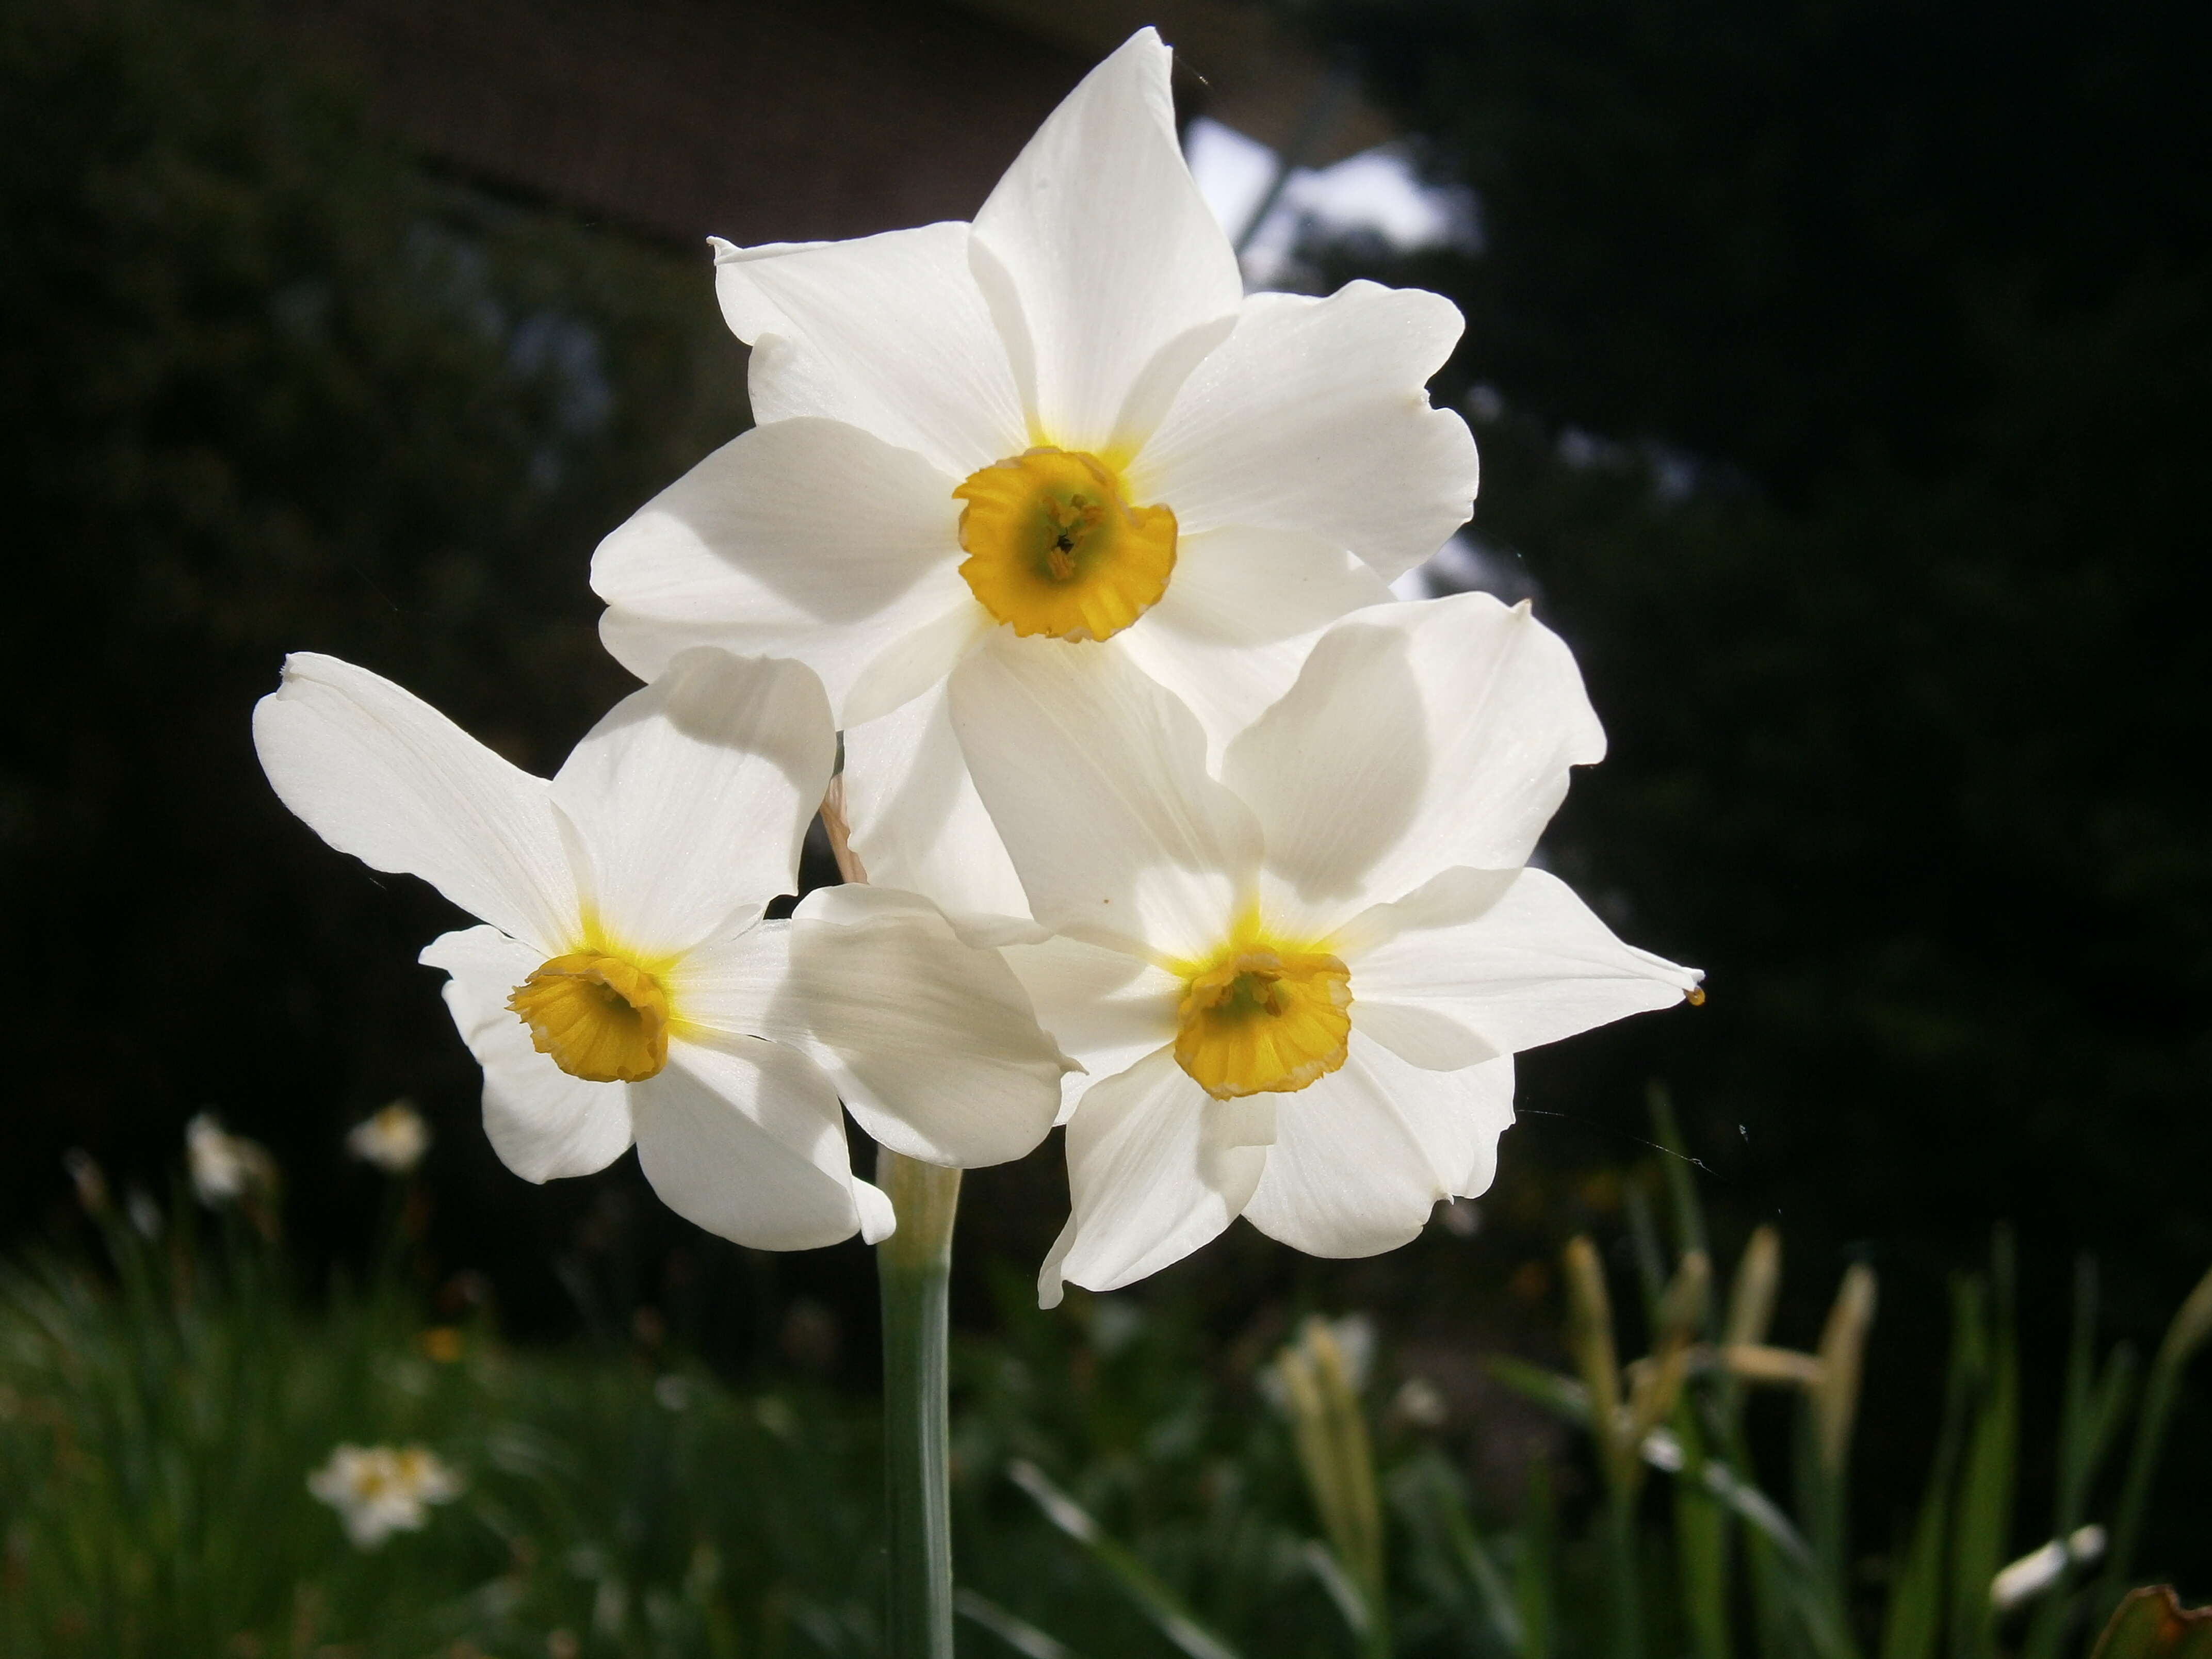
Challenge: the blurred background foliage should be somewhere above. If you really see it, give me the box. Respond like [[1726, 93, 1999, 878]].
[[1, 0, 752, 1331], [1288, 0, 2212, 1567], [2, 0, 2209, 1640], [6, 1137, 2207, 1656]]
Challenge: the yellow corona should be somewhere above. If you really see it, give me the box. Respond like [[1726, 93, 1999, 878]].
[[1173, 924, 1353, 1100], [508, 952, 672, 1083], [954, 447, 1176, 641]]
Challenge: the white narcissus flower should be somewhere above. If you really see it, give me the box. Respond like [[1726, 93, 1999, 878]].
[[950, 593, 1703, 1305], [346, 1099, 431, 1174], [591, 28, 1478, 920], [254, 649, 1066, 1250], [308, 1443, 462, 1548], [185, 1112, 276, 1208]]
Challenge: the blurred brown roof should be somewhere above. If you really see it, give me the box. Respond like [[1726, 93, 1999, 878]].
[[279, 0, 1390, 247]]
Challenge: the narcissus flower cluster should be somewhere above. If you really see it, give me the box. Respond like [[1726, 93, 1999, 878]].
[[255, 27, 1697, 1289]]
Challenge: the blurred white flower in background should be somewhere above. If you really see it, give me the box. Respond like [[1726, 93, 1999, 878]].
[[61, 1148, 108, 1213], [1391, 1376, 1450, 1429], [184, 1113, 276, 1208], [593, 29, 1477, 922], [1989, 1524, 2106, 1613], [125, 1190, 162, 1240], [307, 1443, 462, 1548], [345, 1099, 431, 1175]]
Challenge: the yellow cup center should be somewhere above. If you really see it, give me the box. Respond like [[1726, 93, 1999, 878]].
[[1174, 944, 1352, 1100], [953, 447, 1177, 642], [508, 952, 671, 1083]]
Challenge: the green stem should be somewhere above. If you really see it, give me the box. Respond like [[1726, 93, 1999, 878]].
[[877, 1147, 963, 1659]]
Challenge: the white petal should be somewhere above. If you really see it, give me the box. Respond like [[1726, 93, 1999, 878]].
[[844, 601, 995, 729], [1037, 1215, 1080, 1310], [1224, 594, 1606, 929], [728, 223, 1029, 477], [782, 882, 945, 929], [1342, 867, 1702, 1056], [709, 236, 827, 339], [759, 889, 1070, 1168], [660, 914, 786, 1034], [1110, 525, 1392, 755], [950, 631, 1262, 962], [632, 1033, 890, 1249], [1050, 1047, 1270, 1300], [1130, 283, 1478, 578], [254, 654, 578, 955], [999, 934, 1183, 1120], [591, 419, 968, 723], [969, 29, 1243, 454], [551, 651, 834, 955], [1243, 1035, 1512, 1257], [421, 926, 632, 1182], [841, 679, 1033, 922], [1449, 1058, 1516, 1200], [1349, 999, 1499, 1071], [794, 880, 1048, 949]]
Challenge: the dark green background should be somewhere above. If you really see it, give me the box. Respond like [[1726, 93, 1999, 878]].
[[2, 0, 2205, 1577]]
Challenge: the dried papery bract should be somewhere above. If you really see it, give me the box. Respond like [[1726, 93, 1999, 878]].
[[1813, 1264, 1878, 1476], [1725, 1224, 1783, 1350], [1276, 1316, 1387, 1647], [1562, 1238, 1630, 1491], [1627, 1249, 1711, 1453]]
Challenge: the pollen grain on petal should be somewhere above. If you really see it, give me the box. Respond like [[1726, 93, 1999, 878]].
[[1174, 935, 1352, 1100], [954, 447, 1175, 642], [508, 952, 672, 1083]]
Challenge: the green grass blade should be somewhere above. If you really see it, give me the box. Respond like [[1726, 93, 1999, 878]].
[[1007, 1459, 1247, 1659], [1628, 1183, 1670, 1323], [2091, 1260, 2212, 1620], [1672, 1404, 1735, 1659], [1305, 1539, 1381, 1649], [1492, 1357, 1827, 1588], [2056, 1258, 2101, 1534], [1487, 1357, 1593, 1423], [1517, 1455, 1557, 1659], [1635, 1423, 1854, 1659], [1949, 1238, 2018, 1659], [1648, 1086, 1713, 1284], [956, 1588, 1084, 1659], [2021, 1270, 2139, 1659], [1399, 1453, 1524, 1654], [1880, 1275, 1987, 1659]]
